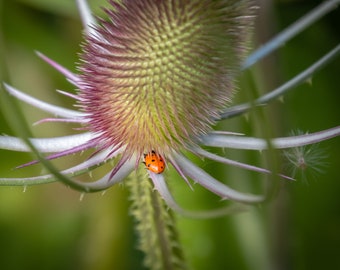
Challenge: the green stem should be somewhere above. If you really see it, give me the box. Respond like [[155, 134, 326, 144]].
[[126, 168, 187, 270]]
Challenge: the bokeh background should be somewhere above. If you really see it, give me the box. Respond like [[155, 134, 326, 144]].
[[0, 0, 339, 269]]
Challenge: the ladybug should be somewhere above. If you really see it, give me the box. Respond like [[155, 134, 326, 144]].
[[143, 150, 166, 174]]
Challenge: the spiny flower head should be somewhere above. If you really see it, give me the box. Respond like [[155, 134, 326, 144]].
[[78, 0, 256, 158]]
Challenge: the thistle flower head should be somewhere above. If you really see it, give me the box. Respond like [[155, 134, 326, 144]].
[[78, 0, 255, 158]]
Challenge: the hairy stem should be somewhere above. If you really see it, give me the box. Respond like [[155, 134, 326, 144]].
[[126, 168, 187, 270]]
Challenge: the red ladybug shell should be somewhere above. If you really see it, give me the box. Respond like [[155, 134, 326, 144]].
[[143, 151, 165, 174]]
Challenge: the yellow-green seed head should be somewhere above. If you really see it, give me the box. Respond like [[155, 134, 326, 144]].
[[78, 0, 256, 158]]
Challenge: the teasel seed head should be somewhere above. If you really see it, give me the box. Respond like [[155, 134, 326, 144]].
[[78, 0, 256, 159]]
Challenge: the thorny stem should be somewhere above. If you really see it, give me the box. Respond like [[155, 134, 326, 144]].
[[126, 168, 187, 270], [150, 186, 179, 270]]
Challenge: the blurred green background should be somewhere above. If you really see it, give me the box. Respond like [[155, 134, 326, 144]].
[[0, 0, 339, 269]]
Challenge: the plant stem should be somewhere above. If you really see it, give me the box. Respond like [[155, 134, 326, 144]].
[[126, 168, 188, 270]]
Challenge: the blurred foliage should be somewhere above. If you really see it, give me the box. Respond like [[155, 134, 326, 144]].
[[0, 0, 339, 269]]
